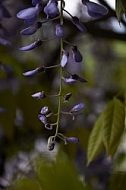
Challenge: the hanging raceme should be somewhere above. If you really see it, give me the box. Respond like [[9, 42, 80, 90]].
[[17, 0, 108, 151]]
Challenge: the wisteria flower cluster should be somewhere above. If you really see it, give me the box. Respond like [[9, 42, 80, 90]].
[[17, 0, 108, 150]]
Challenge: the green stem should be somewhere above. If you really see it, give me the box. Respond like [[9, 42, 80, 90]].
[[55, 0, 64, 137]]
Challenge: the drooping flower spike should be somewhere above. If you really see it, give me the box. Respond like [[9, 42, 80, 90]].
[[82, 0, 108, 18]]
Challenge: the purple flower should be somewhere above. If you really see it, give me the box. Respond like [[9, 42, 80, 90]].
[[24, 15, 39, 25], [65, 137, 79, 144], [55, 24, 66, 38], [23, 69, 38, 76], [82, 0, 108, 18], [19, 40, 42, 51], [60, 51, 69, 67], [44, 0, 59, 18], [72, 16, 87, 33], [40, 106, 52, 116], [31, 91, 46, 99], [38, 114, 49, 125], [17, 4, 41, 20], [38, 115, 52, 130], [23, 66, 45, 76], [20, 22, 42, 35], [70, 103, 85, 114], [72, 46, 83, 62]]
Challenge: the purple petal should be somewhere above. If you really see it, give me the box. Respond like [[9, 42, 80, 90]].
[[62, 77, 77, 84], [31, 91, 46, 99], [60, 51, 69, 67], [24, 15, 38, 25], [72, 46, 83, 62], [19, 40, 42, 51], [55, 24, 66, 38], [20, 22, 42, 35], [70, 103, 85, 113], [38, 114, 49, 124], [44, 1, 59, 18], [23, 68, 38, 76], [40, 106, 51, 116], [17, 7, 39, 19], [86, 2, 108, 18]]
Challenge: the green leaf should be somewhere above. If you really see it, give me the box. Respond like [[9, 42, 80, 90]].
[[116, 0, 126, 21], [35, 151, 86, 190], [103, 98, 125, 156], [87, 113, 104, 165]]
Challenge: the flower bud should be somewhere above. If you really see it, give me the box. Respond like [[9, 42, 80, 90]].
[[31, 91, 46, 99], [47, 136, 55, 151], [38, 114, 49, 125], [60, 51, 69, 67], [70, 103, 85, 114], [62, 77, 77, 84], [23, 66, 45, 77], [72, 46, 83, 63], [55, 24, 66, 38], [19, 40, 42, 51], [40, 106, 52, 116], [20, 22, 42, 35], [23, 68, 38, 76]]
